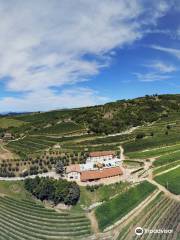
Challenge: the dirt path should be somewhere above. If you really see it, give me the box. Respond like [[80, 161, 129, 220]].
[[119, 145, 125, 160], [0, 171, 60, 181], [155, 164, 180, 176], [147, 178, 180, 202], [8, 135, 26, 142], [97, 126, 140, 139], [141, 142, 180, 152], [87, 211, 99, 235], [104, 190, 160, 232], [0, 143, 15, 160], [0, 144, 9, 153], [84, 190, 160, 240]]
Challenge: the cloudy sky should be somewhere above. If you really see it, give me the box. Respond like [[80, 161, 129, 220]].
[[0, 0, 180, 112]]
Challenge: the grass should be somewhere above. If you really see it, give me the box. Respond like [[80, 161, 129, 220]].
[[153, 160, 180, 175], [154, 150, 180, 166], [0, 195, 91, 239], [77, 134, 133, 145], [117, 193, 180, 240], [0, 180, 91, 239], [123, 133, 180, 153], [123, 160, 144, 167], [117, 192, 164, 240], [7, 136, 58, 155], [95, 181, 156, 231], [126, 143, 180, 159], [0, 181, 32, 200], [31, 121, 85, 135], [0, 118, 26, 129], [154, 167, 180, 195], [79, 182, 131, 208]]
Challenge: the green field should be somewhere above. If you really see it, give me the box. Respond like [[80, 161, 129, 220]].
[[123, 133, 180, 153], [123, 160, 144, 167], [126, 143, 180, 159], [95, 181, 156, 231], [117, 192, 180, 240], [0, 118, 26, 129], [0, 181, 32, 200], [154, 150, 180, 166], [0, 180, 91, 239], [153, 160, 180, 175], [79, 182, 131, 208], [7, 136, 120, 156], [154, 167, 180, 195], [0, 196, 91, 240], [31, 121, 85, 135], [7, 136, 57, 155]]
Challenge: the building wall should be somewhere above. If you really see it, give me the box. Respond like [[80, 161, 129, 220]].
[[86, 155, 114, 163], [67, 171, 80, 180]]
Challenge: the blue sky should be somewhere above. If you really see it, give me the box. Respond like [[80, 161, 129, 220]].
[[0, 0, 180, 112]]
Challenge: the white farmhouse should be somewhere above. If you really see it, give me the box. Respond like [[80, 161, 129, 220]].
[[66, 164, 81, 180], [65, 151, 122, 181], [86, 151, 116, 163]]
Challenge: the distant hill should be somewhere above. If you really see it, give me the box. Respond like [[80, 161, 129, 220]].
[[1, 94, 180, 136]]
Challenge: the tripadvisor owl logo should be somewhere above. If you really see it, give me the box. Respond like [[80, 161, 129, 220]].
[[135, 227, 144, 236]]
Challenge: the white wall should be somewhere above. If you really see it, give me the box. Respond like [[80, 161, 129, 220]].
[[67, 172, 80, 180]]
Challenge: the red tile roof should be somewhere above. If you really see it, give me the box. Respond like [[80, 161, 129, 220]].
[[66, 164, 81, 173], [89, 151, 115, 157], [80, 167, 122, 182]]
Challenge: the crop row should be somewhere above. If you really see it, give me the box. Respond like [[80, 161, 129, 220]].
[[95, 181, 156, 231], [118, 193, 180, 240], [0, 196, 91, 240], [117, 193, 168, 240]]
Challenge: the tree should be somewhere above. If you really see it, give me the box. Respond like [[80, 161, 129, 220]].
[[167, 125, 171, 130], [136, 133, 145, 139], [55, 160, 64, 175], [24, 177, 80, 206], [64, 183, 80, 205]]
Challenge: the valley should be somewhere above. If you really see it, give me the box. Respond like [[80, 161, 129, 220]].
[[0, 94, 180, 240]]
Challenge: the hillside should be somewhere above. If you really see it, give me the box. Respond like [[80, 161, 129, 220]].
[[0, 94, 179, 239], [1, 93, 180, 176], [1, 94, 180, 137]]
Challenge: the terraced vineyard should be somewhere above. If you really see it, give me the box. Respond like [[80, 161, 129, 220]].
[[95, 181, 156, 231], [117, 192, 180, 240], [126, 144, 180, 160], [0, 196, 91, 240], [0, 94, 180, 240], [153, 160, 180, 175], [7, 136, 59, 155], [154, 167, 180, 195], [154, 151, 180, 167], [7, 135, 122, 157]]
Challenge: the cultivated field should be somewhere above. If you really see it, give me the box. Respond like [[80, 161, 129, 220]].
[[95, 181, 156, 231], [154, 167, 180, 195], [117, 192, 180, 240], [0, 118, 26, 129], [0, 196, 91, 240]]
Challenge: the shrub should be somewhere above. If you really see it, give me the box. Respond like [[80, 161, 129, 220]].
[[24, 176, 80, 205]]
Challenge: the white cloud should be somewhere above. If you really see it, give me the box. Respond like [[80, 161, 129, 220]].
[[136, 60, 177, 82], [144, 61, 177, 73], [134, 72, 171, 82], [0, 0, 172, 111], [0, 88, 108, 112], [150, 45, 180, 59], [176, 27, 180, 38]]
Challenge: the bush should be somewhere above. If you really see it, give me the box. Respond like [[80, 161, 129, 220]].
[[55, 160, 64, 175], [136, 133, 145, 139], [24, 176, 80, 205]]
